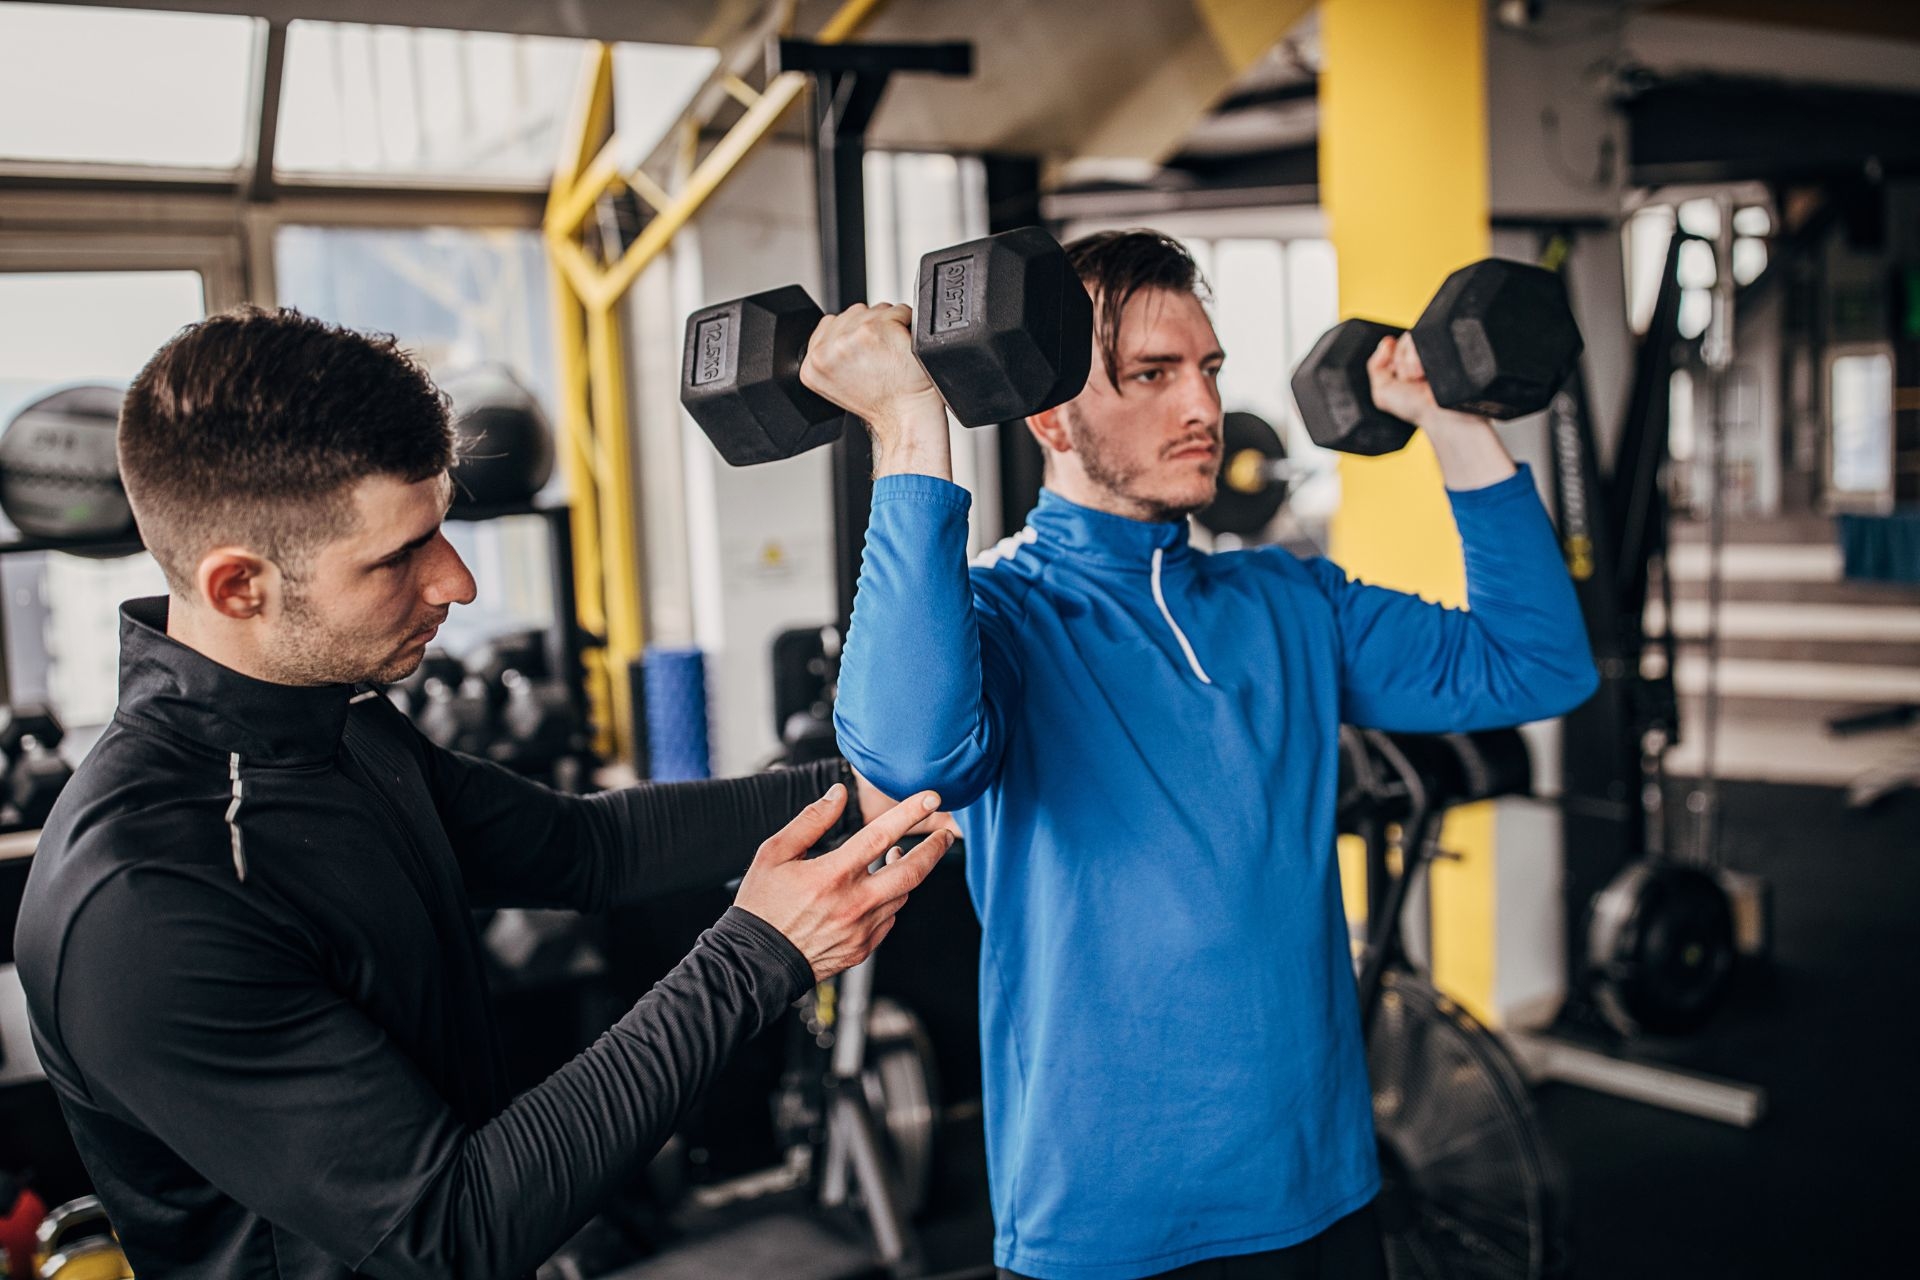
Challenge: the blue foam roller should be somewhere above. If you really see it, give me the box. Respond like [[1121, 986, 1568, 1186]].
[[643, 646, 713, 780]]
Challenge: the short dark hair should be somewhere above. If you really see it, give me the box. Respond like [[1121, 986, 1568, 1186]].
[[119, 307, 453, 593], [1064, 230, 1209, 388]]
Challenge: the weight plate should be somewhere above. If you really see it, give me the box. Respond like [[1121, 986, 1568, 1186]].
[[1588, 861, 1736, 1037], [1197, 411, 1288, 538]]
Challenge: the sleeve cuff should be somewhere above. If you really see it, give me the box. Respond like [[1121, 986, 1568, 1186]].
[[719, 905, 815, 999], [1446, 462, 1538, 509], [871, 472, 973, 513]]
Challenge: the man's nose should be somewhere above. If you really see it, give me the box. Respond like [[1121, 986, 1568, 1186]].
[[424, 534, 477, 607]]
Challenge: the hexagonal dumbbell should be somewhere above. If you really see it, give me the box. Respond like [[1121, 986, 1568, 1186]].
[[680, 227, 1092, 465], [0, 704, 73, 829], [1290, 258, 1584, 456]]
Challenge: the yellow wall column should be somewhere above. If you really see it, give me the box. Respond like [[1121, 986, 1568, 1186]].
[[1320, 0, 1500, 1023]]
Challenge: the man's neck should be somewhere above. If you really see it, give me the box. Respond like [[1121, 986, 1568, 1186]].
[[1044, 475, 1189, 525], [165, 596, 282, 686]]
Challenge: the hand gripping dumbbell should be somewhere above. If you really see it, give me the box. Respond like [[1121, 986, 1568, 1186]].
[[1290, 258, 1583, 456], [680, 226, 1092, 465]]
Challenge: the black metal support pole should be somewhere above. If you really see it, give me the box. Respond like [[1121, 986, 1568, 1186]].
[[775, 38, 970, 634], [812, 68, 883, 633]]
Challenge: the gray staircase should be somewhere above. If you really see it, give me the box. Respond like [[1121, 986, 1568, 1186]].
[[1651, 515, 1920, 784]]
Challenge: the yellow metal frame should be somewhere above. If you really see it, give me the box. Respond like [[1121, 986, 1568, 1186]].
[[542, 0, 889, 759]]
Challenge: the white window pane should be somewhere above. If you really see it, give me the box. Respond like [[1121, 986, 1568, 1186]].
[[1282, 239, 1338, 374], [0, 272, 204, 420], [0, 269, 203, 732], [1668, 368, 1695, 462], [1829, 353, 1893, 496], [1732, 237, 1767, 286], [612, 42, 721, 164], [1213, 239, 1289, 426], [1278, 238, 1341, 522], [1732, 205, 1771, 237], [0, 2, 256, 168], [1623, 205, 1675, 335], [1677, 238, 1717, 290], [277, 22, 587, 181], [1677, 197, 1721, 240], [1677, 287, 1712, 339]]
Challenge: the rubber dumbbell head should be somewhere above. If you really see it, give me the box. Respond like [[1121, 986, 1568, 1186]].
[[1290, 319, 1411, 457], [1, 703, 71, 829], [468, 631, 548, 709], [913, 227, 1093, 427], [681, 286, 844, 466], [1410, 258, 1583, 420]]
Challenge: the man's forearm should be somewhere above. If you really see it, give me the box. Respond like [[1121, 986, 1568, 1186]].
[[867, 400, 955, 481], [1421, 409, 1518, 492], [591, 759, 855, 906]]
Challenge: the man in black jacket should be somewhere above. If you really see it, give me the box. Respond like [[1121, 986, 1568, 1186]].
[[13, 307, 951, 1278]]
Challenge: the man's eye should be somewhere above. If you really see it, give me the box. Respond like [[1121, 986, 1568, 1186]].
[[1132, 369, 1162, 383]]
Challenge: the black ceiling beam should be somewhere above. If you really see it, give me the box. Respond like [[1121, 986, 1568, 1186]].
[[1625, 76, 1920, 185]]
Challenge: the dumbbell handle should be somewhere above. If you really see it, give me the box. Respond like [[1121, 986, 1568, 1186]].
[[1222, 449, 1306, 496]]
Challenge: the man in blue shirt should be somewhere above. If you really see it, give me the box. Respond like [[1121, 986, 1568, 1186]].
[[803, 231, 1598, 1280]]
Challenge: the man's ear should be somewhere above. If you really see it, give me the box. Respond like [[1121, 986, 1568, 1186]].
[[1026, 405, 1074, 456], [195, 548, 276, 621]]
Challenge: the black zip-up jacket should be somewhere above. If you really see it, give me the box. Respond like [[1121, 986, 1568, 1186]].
[[14, 598, 855, 1278]]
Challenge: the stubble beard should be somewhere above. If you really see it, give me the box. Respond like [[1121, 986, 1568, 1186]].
[[1062, 403, 1218, 524], [263, 583, 423, 687]]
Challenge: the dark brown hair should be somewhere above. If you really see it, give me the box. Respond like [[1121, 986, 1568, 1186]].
[[1064, 230, 1210, 388], [118, 306, 453, 593]]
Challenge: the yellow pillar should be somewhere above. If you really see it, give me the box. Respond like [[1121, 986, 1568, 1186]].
[[1320, 0, 1500, 1024]]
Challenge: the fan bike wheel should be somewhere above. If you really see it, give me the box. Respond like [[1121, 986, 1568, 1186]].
[[1368, 969, 1567, 1280], [860, 998, 940, 1217], [1587, 860, 1736, 1038]]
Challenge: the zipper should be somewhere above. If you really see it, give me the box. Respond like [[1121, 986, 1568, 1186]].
[[1150, 547, 1213, 685]]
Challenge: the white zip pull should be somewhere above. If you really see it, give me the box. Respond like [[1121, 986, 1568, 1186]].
[[1151, 547, 1213, 685], [225, 752, 248, 883]]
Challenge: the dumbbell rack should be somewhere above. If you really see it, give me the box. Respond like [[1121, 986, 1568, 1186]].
[[0, 501, 595, 807], [438, 500, 597, 759]]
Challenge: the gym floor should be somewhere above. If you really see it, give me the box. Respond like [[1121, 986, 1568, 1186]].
[[1533, 778, 1913, 1279], [907, 777, 1915, 1278]]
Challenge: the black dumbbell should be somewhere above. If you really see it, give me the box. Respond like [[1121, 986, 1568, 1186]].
[[0, 704, 73, 829], [680, 226, 1092, 466], [411, 655, 496, 756], [468, 631, 581, 766], [467, 631, 548, 708], [1290, 258, 1583, 456]]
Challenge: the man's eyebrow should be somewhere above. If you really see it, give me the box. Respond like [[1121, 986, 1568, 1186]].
[[373, 524, 441, 564], [1124, 349, 1227, 365]]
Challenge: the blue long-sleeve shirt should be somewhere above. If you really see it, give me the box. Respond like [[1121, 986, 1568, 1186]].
[[835, 467, 1596, 1280]]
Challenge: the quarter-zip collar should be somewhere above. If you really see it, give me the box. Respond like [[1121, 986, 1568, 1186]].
[[1027, 487, 1194, 571], [1024, 489, 1213, 684], [116, 596, 357, 767]]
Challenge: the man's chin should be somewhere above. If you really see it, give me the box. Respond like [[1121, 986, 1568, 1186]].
[[371, 648, 428, 686]]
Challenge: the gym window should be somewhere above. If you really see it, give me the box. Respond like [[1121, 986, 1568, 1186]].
[[0, 2, 257, 170], [275, 23, 718, 184]]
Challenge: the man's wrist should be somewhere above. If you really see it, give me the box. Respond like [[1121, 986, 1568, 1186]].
[[1417, 406, 1496, 438], [867, 395, 954, 478]]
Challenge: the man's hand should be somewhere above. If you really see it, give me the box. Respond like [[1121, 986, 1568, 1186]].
[[735, 783, 954, 981], [855, 768, 961, 840], [1369, 334, 1517, 489], [799, 303, 954, 479]]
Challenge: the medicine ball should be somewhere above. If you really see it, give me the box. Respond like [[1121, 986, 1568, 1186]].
[[441, 367, 554, 511], [0, 384, 134, 543]]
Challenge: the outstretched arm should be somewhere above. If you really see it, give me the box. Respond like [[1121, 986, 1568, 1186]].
[[800, 302, 1021, 808], [58, 791, 951, 1279]]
